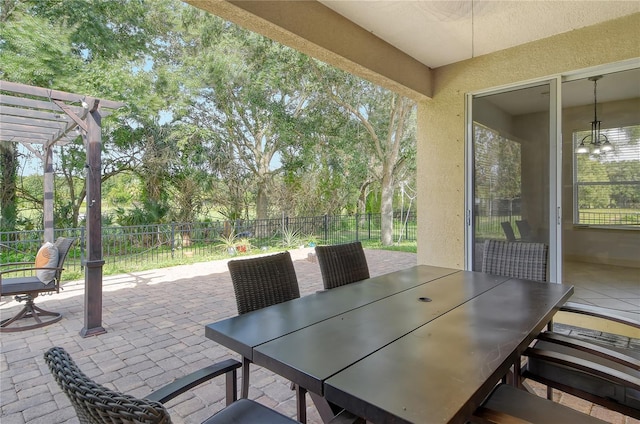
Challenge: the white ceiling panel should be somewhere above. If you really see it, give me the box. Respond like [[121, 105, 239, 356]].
[[319, 1, 640, 68]]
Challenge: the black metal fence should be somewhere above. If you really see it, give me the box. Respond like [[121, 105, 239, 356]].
[[0, 213, 417, 275]]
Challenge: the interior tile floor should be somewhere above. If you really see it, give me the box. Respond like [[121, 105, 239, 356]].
[[563, 261, 640, 314]]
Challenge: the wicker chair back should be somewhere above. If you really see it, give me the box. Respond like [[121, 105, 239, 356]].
[[315, 241, 370, 290]]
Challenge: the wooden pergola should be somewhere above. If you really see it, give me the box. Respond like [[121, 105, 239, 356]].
[[0, 80, 124, 337]]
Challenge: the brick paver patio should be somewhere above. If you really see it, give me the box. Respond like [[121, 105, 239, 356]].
[[1, 248, 637, 423]]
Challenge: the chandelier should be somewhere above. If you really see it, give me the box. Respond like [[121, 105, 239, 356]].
[[575, 75, 613, 154]]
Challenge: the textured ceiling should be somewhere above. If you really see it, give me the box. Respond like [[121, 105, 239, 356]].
[[319, 1, 640, 68]]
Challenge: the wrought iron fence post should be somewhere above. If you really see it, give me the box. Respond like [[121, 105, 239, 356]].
[[171, 222, 175, 259], [323, 214, 328, 243], [355, 213, 360, 241], [509, 199, 513, 223], [80, 226, 85, 271], [368, 213, 372, 239], [405, 213, 408, 241]]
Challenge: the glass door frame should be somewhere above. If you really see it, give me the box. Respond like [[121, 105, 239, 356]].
[[464, 76, 563, 282]]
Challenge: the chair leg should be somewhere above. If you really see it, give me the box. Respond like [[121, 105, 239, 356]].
[[0, 295, 62, 332], [225, 366, 238, 406], [241, 356, 250, 398]]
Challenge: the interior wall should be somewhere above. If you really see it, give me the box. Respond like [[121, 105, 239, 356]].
[[417, 13, 640, 268], [512, 111, 549, 241], [473, 99, 513, 134], [562, 97, 640, 268]]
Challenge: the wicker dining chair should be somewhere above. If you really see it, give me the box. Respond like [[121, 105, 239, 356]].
[[228, 251, 300, 315], [315, 241, 370, 290], [227, 252, 301, 399], [44, 347, 297, 424], [481, 239, 548, 282], [0, 237, 75, 332]]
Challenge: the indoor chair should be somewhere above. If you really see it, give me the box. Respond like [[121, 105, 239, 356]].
[[500, 221, 518, 242]]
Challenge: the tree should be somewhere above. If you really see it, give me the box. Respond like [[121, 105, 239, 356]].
[[274, 92, 367, 216], [172, 11, 318, 221], [0, 142, 18, 233], [4, 0, 420, 234], [314, 64, 416, 245], [1, 0, 182, 227], [0, 0, 80, 232]]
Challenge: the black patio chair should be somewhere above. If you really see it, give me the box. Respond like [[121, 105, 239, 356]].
[[521, 306, 640, 419], [482, 239, 640, 419], [472, 383, 608, 423], [315, 241, 370, 290], [44, 346, 297, 424], [0, 237, 75, 332], [227, 252, 301, 397]]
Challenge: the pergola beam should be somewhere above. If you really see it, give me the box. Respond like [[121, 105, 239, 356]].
[[2, 105, 73, 121], [2, 115, 69, 130], [3, 129, 54, 141], [1, 80, 123, 109], [53, 99, 88, 132]]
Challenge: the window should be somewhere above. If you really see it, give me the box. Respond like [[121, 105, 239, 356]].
[[474, 123, 522, 239], [573, 124, 640, 226]]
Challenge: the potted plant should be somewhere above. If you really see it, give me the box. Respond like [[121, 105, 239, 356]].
[[305, 234, 319, 248], [218, 231, 238, 256]]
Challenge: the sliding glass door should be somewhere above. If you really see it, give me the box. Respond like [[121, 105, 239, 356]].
[[466, 79, 561, 281]]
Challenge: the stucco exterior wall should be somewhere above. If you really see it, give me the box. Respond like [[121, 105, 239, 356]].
[[417, 13, 640, 268]]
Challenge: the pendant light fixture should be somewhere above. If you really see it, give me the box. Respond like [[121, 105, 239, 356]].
[[575, 75, 613, 154]]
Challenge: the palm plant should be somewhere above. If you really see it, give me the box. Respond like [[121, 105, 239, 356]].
[[218, 231, 238, 255], [280, 227, 302, 248]]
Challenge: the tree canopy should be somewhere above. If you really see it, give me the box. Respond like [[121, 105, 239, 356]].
[[1, 0, 417, 245]]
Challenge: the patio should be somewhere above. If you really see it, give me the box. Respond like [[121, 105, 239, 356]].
[[0, 248, 637, 424]]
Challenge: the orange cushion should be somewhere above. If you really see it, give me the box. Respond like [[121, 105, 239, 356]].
[[35, 242, 59, 283]]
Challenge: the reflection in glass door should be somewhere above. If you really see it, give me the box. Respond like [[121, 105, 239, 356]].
[[468, 83, 555, 276]]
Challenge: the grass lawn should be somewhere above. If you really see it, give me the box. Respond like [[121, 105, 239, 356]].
[[59, 240, 417, 282]]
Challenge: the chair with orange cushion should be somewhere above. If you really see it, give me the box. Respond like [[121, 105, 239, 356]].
[[0, 237, 75, 332]]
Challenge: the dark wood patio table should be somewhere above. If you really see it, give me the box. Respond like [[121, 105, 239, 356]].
[[205, 265, 573, 424]]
